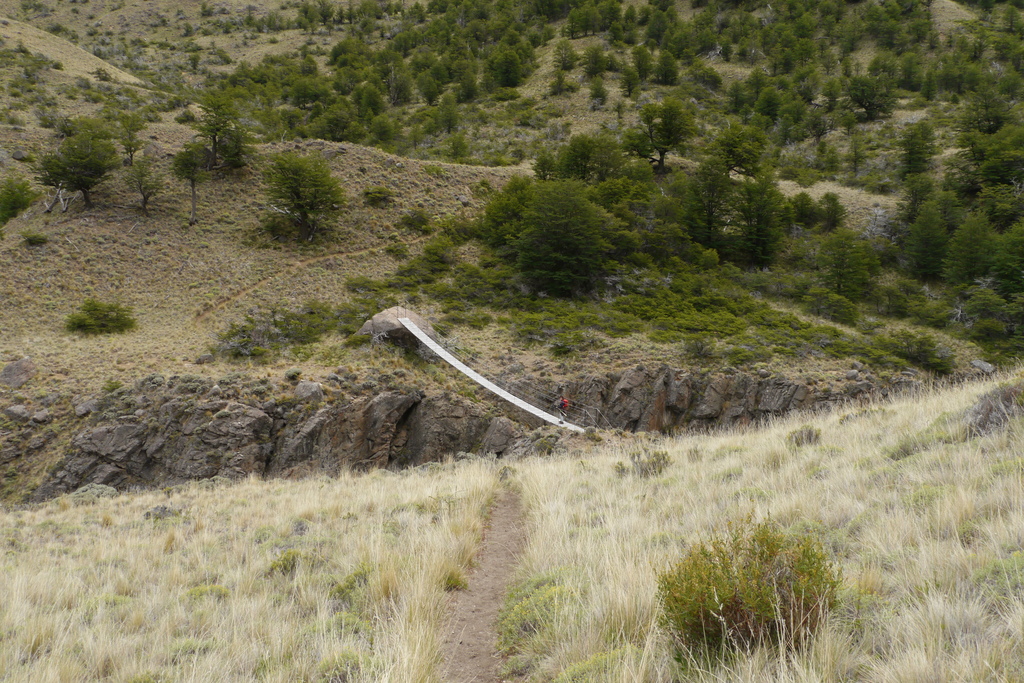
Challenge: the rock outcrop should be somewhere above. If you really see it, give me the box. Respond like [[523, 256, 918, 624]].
[[356, 306, 437, 348], [29, 377, 513, 501], [0, 358, 36, 389], [9, 359, 915, 501]]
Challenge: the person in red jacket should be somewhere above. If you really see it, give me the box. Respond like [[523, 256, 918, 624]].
[[557, 396, 569, 422]]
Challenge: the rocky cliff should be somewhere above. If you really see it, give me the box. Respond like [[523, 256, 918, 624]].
[[0, 359, 923, 501]]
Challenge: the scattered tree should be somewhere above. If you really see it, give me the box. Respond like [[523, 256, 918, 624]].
[[623, 98, 695, 173], [171, 142, 210, 226], [37, 128, 119, 209], [124, 158, 164, 215], [263, 152, 347, 241]]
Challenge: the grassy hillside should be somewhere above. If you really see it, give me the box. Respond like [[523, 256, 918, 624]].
[[3, 375, 1023, 680]]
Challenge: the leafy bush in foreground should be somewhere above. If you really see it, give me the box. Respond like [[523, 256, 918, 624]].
[[0, 176, 37, 225], [65, 299, 137, 335], [657, 519, 840, 653]]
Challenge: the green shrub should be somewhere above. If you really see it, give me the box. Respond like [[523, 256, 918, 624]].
[[552, 646, 638, 682], [787, 426, 820, 447], [268, 549, 303, 576], [363, 186, 394, 207], [65, 299, 137, 335], [877, 330, 954, 375], [614, 450, 671, 477], [398, 209, 432, 233], [657, 519, 841, 653], [497, 571, 570, 654], [19, 230, 47, 245], [973, 552, 1024, 597], [317, 650, 367, 682], [330, 563, 372, 608], [186, 584, 229, 600], [0, 176, 37, 225]]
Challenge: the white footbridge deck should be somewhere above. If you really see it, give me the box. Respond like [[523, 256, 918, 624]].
[[398, 317, 585, 433]]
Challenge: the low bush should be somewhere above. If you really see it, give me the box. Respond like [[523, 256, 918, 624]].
[[877, 330, 954, 375], [614, 450, 671, 477], [19, 230, 47, 246], [497, 571, 569, 654], [787, 426, 821, 447], [363, 186, 394, 207], [0, 176, 37, 225], [65, 299, 137, 335], [657, 518, 841, 653]]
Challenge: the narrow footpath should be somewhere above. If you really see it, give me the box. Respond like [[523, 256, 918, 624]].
[[441, 489, 527, 682]]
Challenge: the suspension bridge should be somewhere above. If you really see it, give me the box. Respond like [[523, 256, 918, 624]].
[[395, 313, 609, 433]]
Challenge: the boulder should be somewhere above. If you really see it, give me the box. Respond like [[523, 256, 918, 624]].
[[11, 149, 27, 161], [0, 358, 37, 389], [295, 381, 324, 403], [478, 417, 522, 456], [195, 354, 214, 365], [845, 370, 860, 380], [75, 398, 100, 417], [3, 405, 31, 423], [356, 307, 438, 348], [32, 410, 50, 424], [965, 381, 1024, 437], [971, 360, 996, 375]]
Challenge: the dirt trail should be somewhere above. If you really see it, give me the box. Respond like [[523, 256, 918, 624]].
[[441, 489, 527, 683]]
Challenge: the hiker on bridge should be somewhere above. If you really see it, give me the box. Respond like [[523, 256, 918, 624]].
[[556, 396, 570, 422]]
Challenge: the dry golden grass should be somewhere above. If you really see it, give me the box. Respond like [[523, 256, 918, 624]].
[[507, 374, 1024, 680], [0, 134, 522, 396], [0, 460, 500, 682], [0, 16, 141, 84], [5, 371, 1023, 680], [932, 0, 978, 39]]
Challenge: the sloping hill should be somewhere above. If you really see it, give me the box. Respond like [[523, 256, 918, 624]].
[[0, 16, 141, 85]]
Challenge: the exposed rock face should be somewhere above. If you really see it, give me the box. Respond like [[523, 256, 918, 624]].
[[16, 360, 907, 501], [0, 358, 36, 389], [356, 306, 437, 348], [30, 380, 513, 501], [558, 366, 824, 432]]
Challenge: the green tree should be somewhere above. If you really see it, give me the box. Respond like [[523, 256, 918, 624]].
[[818, 193, 846, 232], [115, 111, 146, 166], [712, 124, 767, 176], [434, 92, 459, 134], [632, 45, 653, 82], [195, 94, 246, 169], [263, 152, 347, 241], [171, 142, 210, 226], [65, 299, 137, 335], [515, 180, 611, 296], [623, 98, 695, 173], [621, 66, 640, 98], [488, 49, 523, 88], [555, 133, 623, 182], [943, 213, 995, 285], [905, 200, 947, 280], [959, 84, 1013, 135], [733, 174, 786, 267], [123, 158, 163, 215], [37, 129, 119, 209], [845, 75, 896, 121], [681, 156, 732, 253], [554, 39, 578, 71], [818, 229, 879, 300], [899, 121, 935, 178], [653, 51, 678, 85]]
